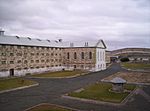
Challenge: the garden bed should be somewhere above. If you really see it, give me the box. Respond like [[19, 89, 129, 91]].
[[25, 103, 74, 111], [0, 77, 37, 91], [102, 72, 150, 84], [68, 83, 135, 103], [31, 70, 87, 78], [121, 63, 150, 70]]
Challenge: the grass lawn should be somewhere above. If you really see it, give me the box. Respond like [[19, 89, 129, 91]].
[[121, 63, 150, 70], [68, 83, 135, 103], [32, 70, 86, 78], [26, 103, 72, 111], [0, 78, 37, 91]]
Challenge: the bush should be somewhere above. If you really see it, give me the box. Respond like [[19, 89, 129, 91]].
[[26, 73, 31, 76], [120, 58, 129, 62]]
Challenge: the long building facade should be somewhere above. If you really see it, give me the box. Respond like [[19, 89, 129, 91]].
[[0, 30, 106, 77]]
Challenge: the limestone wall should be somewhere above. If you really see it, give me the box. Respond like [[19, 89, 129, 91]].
[[63, 47, 96, 71], [0, 44, 106, 77]]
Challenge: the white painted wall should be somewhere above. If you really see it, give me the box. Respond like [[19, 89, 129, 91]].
[[95, 48, 106, 71], [0, 66, 64, 78], [0, 71, 10, 77]]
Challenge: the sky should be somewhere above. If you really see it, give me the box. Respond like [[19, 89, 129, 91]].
[[0, 0, 150, 50]]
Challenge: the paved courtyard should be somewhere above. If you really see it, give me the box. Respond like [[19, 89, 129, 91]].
[[0, 63, 150, 111]]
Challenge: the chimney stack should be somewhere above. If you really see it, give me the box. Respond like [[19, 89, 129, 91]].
[[0, 29, 5, 36], [58, 39, 62, 42]]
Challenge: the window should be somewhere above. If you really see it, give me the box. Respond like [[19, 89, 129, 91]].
[[17, 53, 22, 56], [46, 59, 49, 62], [24, 60, 28, 63], [89, 52, 92, 59], [10, 61, 14, 64], [24, 53, 27, 56], [41, 60, 45, 62], [46, 53, 49, 56], [10, 53, 14, 56], [74, 65, 76, 69], [67, 52, 70, 59], [100, 52, 102, 61], [1, 53, 6, 56], [74, 52, 77, 59], [31, 53, 34, 56], [31, 60, 34, 63], [81, 52, 84, 59], [17, 60, 21, 63], [17, 68, 22, 70], [97, 52, 99, 61], [46, 47, 49, 50], [103, 52, 105, 61], [2, 45, 6, 48], [36, 60, 39, 63], [36, 47, 39, 50], [36, 53, 39, 56], [2, 61, 6, 64], [17, 46, 21, 49], [81, 65, 84, 68], [51, 53, 54, 56]]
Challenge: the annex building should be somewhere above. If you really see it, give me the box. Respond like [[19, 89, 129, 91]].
[[0, 30, 106, 77]]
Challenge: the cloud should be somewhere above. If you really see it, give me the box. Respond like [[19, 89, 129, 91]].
[[0, 0, 150, 50]]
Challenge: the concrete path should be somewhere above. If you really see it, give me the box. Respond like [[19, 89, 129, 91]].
[[135, 88, 150, 102], [0, 63, 150, 111]]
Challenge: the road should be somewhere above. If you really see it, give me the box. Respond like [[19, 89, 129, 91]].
[[0, 63, 150, 111]]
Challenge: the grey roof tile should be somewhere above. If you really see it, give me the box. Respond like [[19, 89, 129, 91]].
[[0, 35, 106, 48]]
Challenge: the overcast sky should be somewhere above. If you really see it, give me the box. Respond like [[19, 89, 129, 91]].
[[0, 0, 150, 50]]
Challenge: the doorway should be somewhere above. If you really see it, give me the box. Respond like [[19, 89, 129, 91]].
[[74, 65, 76, 70], [10, 69, 14, 76]]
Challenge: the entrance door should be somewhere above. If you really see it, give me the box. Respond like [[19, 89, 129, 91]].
[[10, 69, 14, 76], [74, 65, 76, 69]]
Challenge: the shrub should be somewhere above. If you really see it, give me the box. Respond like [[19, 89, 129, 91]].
[[120, 57, 129, 62]]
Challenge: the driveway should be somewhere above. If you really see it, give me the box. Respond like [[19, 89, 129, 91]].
[[0, 63, 150, 111]]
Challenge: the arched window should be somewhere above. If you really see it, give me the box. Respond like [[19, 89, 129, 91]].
[[89, 52, 92, 59], [67, 52, 70, 59], [81, 52, 84, 59], [74, 52, 77, 59]]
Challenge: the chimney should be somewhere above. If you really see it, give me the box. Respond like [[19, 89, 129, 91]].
[[58, 39, 62, 42], [70, 43, 74, 47], [0, 29, 5, 36]]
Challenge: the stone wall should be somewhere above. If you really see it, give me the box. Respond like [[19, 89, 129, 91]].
[[63, 48, 96, 71], [0, 44, 106, 77], [0, 44, 63, 77]]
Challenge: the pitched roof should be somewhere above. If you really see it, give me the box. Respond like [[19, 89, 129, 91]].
[[0, 35, 106, 48], [110, 77, 126, 83]]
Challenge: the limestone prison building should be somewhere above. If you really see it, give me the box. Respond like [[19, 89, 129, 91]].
[[0, 30, 106, 77]]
